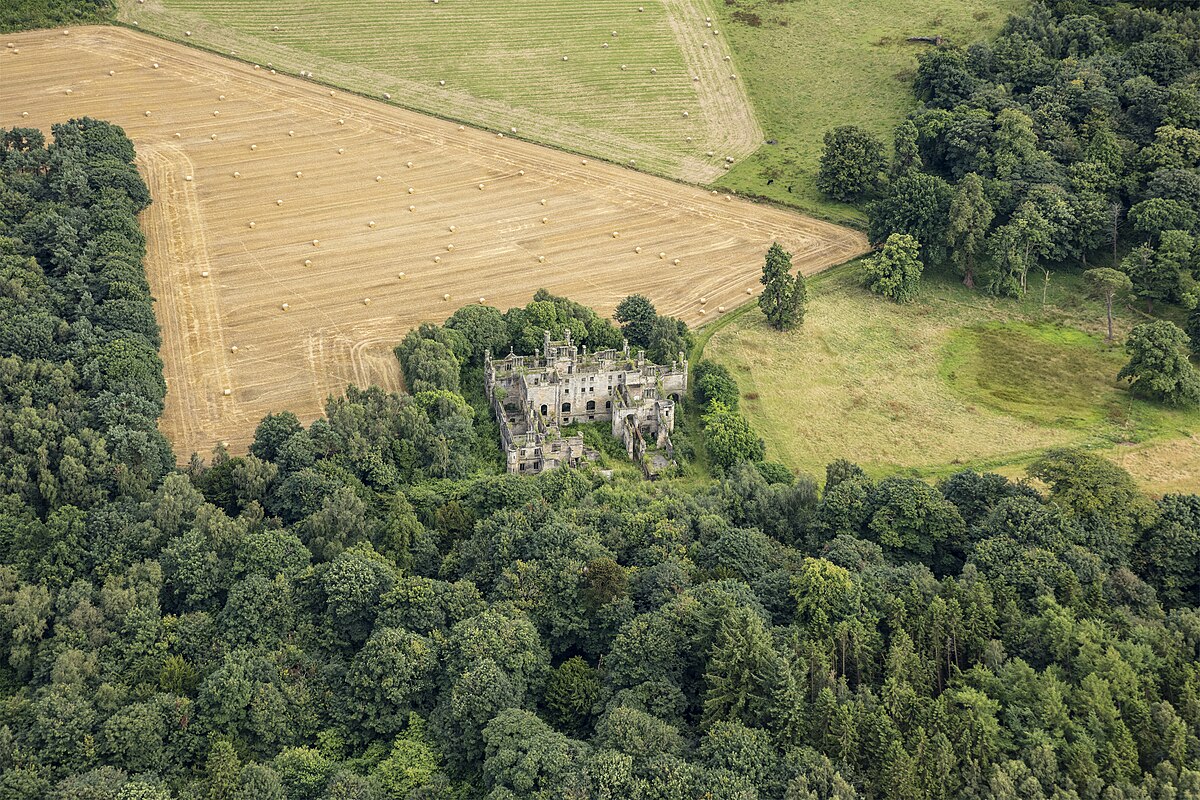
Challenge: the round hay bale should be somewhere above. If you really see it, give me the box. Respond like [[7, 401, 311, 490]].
[[304, 259, 312, 266], [201, 270, 210, 277], [223, 388, 232, 396], [700, 297, 707, 304], [233, 171, 240, 178], [248, 221, 256, 229], [443, 293, 451, 301]]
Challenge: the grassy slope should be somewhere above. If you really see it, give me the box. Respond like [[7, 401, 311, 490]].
[[705, 264, 1200, 494], [712, 0, 1023, 224]]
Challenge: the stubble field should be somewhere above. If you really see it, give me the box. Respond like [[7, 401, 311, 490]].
[[1, 26, 866, 460], [115, 0, 762, 183]]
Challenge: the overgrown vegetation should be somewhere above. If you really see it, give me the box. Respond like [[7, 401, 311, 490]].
[[3, 120, 1200, 800], [0, 0, 109, 32]]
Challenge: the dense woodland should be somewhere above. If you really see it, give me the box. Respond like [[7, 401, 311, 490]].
[[1, 118, 1199, 800], [819, 0, 1200, 355], [2, 0, 1200, 798]]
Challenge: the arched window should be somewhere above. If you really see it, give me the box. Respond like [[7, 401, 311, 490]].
[[586, 400, 596, 412], [561, 402, 571, 413]]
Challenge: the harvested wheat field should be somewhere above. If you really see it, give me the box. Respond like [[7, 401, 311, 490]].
[[1, 27, 866, 459], [116, 0, 760, 182]]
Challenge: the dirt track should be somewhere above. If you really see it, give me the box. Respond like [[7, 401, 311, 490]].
[[1, 27, 867, 459]]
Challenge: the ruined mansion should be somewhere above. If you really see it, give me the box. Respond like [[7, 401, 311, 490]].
[[484, 330, 688, 475]]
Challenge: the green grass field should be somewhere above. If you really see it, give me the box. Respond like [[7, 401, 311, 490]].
[[116, 0, 760, 181], [705, 265, 1200, 494], [712, 0, 1025, 223]]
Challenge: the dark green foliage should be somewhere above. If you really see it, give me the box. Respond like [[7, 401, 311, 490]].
[[759, 243, 807, 330], [702, 401, 765, 470], [1117, 320, 1200, 406], [1, 0, 111, 32], [6, 107, 1200, 800], [817, 126, 886, 201], [693, 360, 740, 410], [863, 233, 923, 303]]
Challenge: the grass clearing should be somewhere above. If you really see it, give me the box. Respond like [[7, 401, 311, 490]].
[[115, 0, 761, 182], [706, 264, 1200, 494], [712, 0, 1025, 223]]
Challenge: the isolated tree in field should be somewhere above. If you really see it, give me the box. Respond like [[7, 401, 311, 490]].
[[1083, 268, 1133, 342], [614, 294, 657, 349], [817, 126, 886, 201], [1117, 321, 1200, 406], [759, 243, 807, 330], [863, 234, 922, 303], [946, 173, 994, 289]]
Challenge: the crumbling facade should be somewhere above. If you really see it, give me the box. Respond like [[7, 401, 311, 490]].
[[484, 330, 688, 475]]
